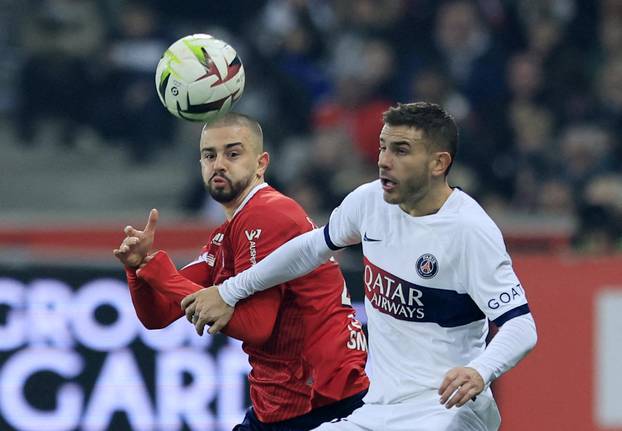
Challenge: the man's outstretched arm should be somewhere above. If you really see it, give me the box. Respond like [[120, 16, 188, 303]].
[[220, 227, 332, 305], [183, 184, 369, 334], [182, 227, 333, 334], [138, 250, 282, 345]]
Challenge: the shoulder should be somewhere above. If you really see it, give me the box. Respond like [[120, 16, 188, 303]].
[[351, 179, 382, 198], [452, 190, 504, 242], [233, 186, 311, 233], [340, 179, 382, 207]]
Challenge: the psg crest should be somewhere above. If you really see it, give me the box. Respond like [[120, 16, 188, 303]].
[[416, 254, 438, 278]]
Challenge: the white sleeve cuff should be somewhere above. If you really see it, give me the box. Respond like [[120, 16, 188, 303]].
[[218, 283, 240, 307]]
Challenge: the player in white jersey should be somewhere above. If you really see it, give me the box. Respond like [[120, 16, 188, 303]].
[[184, 102, 538, 431]]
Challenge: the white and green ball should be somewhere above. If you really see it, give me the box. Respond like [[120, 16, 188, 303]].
[[155, 34, 245, 122]]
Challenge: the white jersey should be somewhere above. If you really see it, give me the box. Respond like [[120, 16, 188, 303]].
[[324, 180, 530, 405]]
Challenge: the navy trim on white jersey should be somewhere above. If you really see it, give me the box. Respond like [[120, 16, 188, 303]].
[[364, 258, 486, 327], [323, 224, 343, 251], [492, 304, 531, 326]]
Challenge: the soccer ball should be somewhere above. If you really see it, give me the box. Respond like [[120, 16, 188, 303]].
[[155, 34, 245, 122]]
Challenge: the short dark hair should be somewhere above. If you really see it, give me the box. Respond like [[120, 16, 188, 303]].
[[203, 112, 264, 153], [382, 102, 458, 175], [207, 112, 263, 141]]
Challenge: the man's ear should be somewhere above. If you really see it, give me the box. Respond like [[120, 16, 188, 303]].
[[431, 152, 452, 177], [257, 152, 270, 177]]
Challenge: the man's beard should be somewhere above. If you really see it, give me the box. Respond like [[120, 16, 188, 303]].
[[206, 174, 251, 203], [383, 172, 430, 206]]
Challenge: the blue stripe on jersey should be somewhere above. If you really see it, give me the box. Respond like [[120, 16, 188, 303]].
[[492, 303, 530, 326], [364, 258, 485, 327], [323, 224, 343, 251]]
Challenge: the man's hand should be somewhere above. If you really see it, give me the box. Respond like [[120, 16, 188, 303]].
[[113, 209, 159, 268], [180, 286, 234, 336], [438, 367, 485, 409]]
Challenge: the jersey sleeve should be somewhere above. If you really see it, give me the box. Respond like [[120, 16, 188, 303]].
[[139, 251, 206, 303], [125, 265, 184, 329], [220, 289, 282, 345], [324, 185, 366, 249], [461, 221, 530, 326], [140, 250, 280, 346], [218, 182, 340, 306], [467, 313, 537, 384], [218, 228, 332, 306]]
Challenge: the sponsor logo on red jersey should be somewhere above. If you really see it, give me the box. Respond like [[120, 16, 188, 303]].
[[245, 229, 262, 265], [244, 229, 262, 241], [212, 233, 224, 246]]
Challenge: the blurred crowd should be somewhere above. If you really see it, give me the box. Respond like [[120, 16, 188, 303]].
[[5, 0, 622, 253]]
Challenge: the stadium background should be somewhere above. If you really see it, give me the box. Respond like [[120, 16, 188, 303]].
[[0, 0, 620, 430]]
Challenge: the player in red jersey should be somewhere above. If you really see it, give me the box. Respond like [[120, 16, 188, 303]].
[[113, 113, 369, 430]]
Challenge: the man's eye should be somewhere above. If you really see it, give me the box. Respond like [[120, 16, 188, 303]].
[[228, 152, 239, 158]]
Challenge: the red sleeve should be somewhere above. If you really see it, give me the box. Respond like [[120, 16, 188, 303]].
[[125, 265, 183, 329], [140, 250, 281, 346], [124, 250, 209, 330], [139, 251, 204, 303], [220, 289, 282, 345]]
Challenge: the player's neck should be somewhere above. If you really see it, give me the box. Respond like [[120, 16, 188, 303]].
[[399, 182, 453, 217], [222, 177, 265, 220]]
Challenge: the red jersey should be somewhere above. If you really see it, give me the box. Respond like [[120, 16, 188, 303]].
[[126, 184, 369, 423]]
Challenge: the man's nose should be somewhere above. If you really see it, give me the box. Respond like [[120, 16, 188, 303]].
[[378, 150, 391, 170], [213, 153, 226, 171]]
